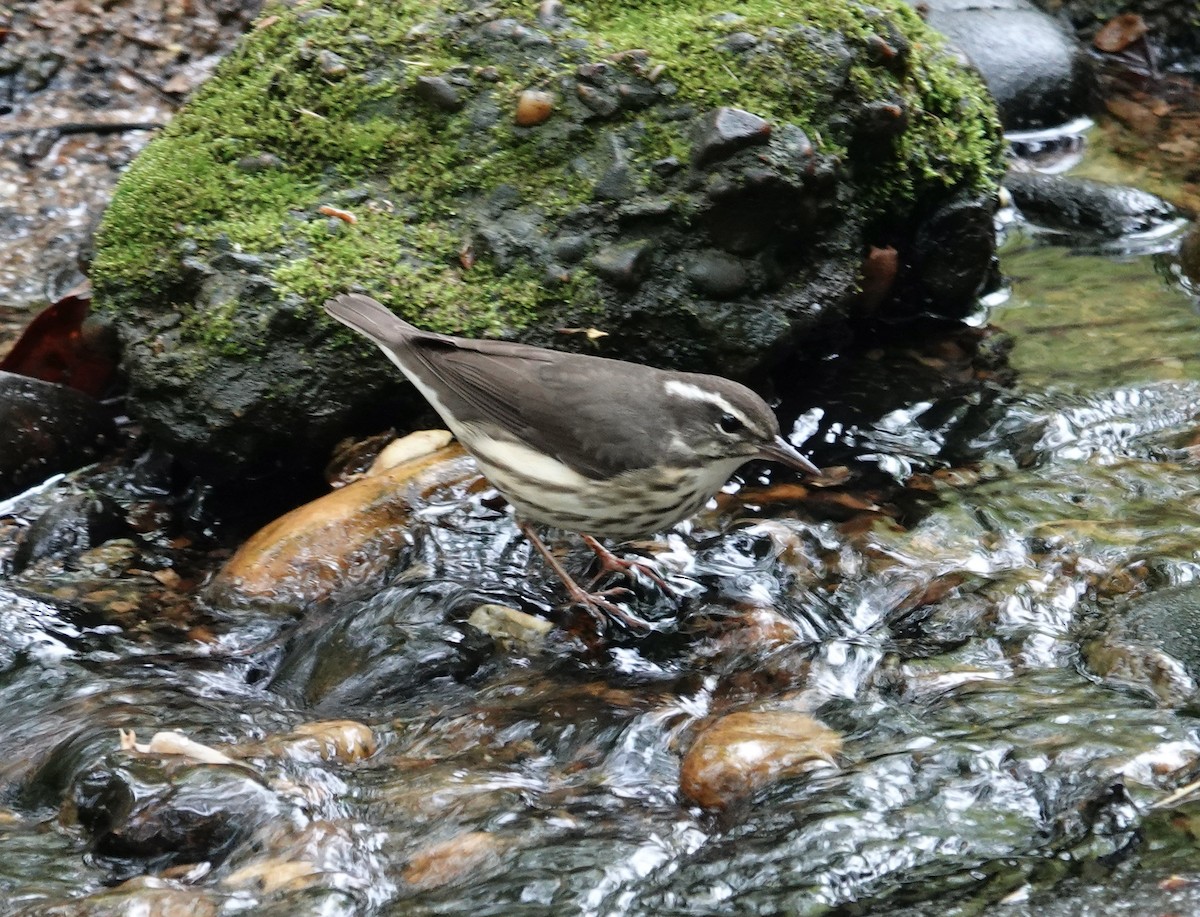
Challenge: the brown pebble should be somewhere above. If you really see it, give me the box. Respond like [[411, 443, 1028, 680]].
[[515, 89, 554, 126], [680, 710, 841, 809]]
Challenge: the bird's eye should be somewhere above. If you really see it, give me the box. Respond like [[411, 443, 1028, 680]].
[[717, 413, 745, 435]]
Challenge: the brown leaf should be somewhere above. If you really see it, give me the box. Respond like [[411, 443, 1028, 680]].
[[0, 281, 117, 397], [1094, 13, 1148, 53]]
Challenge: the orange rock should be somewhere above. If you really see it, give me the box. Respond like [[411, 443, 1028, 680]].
[[207, 440, 477, 608], [515, 89, 554, 126], [680, 710, 841, 809], [402, 831, 503, 889]]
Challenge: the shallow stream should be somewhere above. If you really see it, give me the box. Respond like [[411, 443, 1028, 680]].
[[2, 146, 1200, 916]]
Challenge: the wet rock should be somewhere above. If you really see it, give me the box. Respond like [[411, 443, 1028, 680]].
[[12, 492, 128, 573], [908, 193, 998, 314], [1005, 172, 1179, 238], [415, 75, 464, 111], [679, 710, 841, 809], [692, 107, 772, 167], [17, 882, 221, 917], [466, 603, 552, 651], [1084, 584, 1200, 706], [685, 251, 751, 300], [92, 0, 1003, 478], [916, 0, 1091, 129], [402, 831, 504, 890], [0, 372, 115, 500], [71, 755, 286, 870], [206, 441, 476, 609], [257, 720, 377, 763], [269, 592, 494, 710], [590, 241, 654, 290]]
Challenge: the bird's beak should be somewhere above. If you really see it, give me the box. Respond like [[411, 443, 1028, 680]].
[[757, 435, 821, 476]]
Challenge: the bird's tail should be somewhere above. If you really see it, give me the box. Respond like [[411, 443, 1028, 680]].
[[324, 293, 418, 347]]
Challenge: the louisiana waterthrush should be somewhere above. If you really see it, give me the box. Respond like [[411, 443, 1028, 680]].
[[324, 293, 819, 629]]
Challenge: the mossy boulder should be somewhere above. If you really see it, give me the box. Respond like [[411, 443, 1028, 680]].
[[92, 0, 1004, 481]]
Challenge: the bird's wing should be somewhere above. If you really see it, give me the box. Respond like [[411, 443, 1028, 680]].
[[399, 334, 662, 479]]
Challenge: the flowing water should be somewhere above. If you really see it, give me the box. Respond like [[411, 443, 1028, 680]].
[[2, 161, 1200, 915]]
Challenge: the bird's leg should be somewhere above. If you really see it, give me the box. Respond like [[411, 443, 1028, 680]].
[[580, 534, 674, 594], [517, 521, 651, 632]]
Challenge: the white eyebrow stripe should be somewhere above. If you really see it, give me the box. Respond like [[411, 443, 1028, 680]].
[[664, 379, 741, 415]]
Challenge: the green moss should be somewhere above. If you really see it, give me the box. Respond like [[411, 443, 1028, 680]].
[[93, 0, 1001, 357]]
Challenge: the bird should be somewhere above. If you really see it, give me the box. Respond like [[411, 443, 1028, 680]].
[[323, 293, 820, 630]]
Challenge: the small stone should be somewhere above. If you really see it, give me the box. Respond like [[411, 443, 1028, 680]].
[[316, 49, 347, 78], [576, 83, 618, 117], [593, 164, 635, 201], [590, 242, 654, 290], [467, 603, 553, 650], [576, 62, 611, 84], [685, 251, 750, 299], [514, 89, 554, 126], [680, 711, 841, 809], [616, 82, 657, 110], [536, 0, 564, 25], [651, 156, 681, 176], [692, 106, 772, 167], [236, 152, 284, 173], [721, 32, 759, 52], [476, 65, 501, 82], [551, 234, 590, 263], [415, 75, 464, 112]]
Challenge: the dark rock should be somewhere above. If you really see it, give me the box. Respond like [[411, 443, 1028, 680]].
[[593, 163, 636, 201], [1005, 172, 1178, 238], [590, 242, 654, 290], [269, 586, 493, 710], [652, 156, 682, 176], [576, 83, 619, 117], [12, 492, 129, 573], [686, 251, 751, 299], [1084, 584, 1200, 706], [722, 32, 761, 53], [92, 0, 1003, 479], [550, 234, 590, 263], [908, 193, 998, 315], [854, 99, 909, 141], [0, 372, 115, 499], [72, 755, 285, 872], [415, 75, 464, 111], [211, 250, 269, 273], [616, 81, 659, 110], [692, 107, 772, 167], [914, 0, 1091, 129]]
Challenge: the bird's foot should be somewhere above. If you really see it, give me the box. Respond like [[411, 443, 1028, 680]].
[[518, 521, 651, 633], [581, 534, 674, 594], [562, 582, 652, 633]]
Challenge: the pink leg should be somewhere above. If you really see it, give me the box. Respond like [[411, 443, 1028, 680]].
[[518, 522, 651, 632], [580, 534, 674, 593]]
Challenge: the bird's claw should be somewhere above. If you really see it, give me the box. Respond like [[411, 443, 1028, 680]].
[[565, 584, 651, 632], [581, 535, 674, 594]]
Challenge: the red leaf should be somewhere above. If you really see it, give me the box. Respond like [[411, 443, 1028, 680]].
[[0, 281, 117, 397]]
